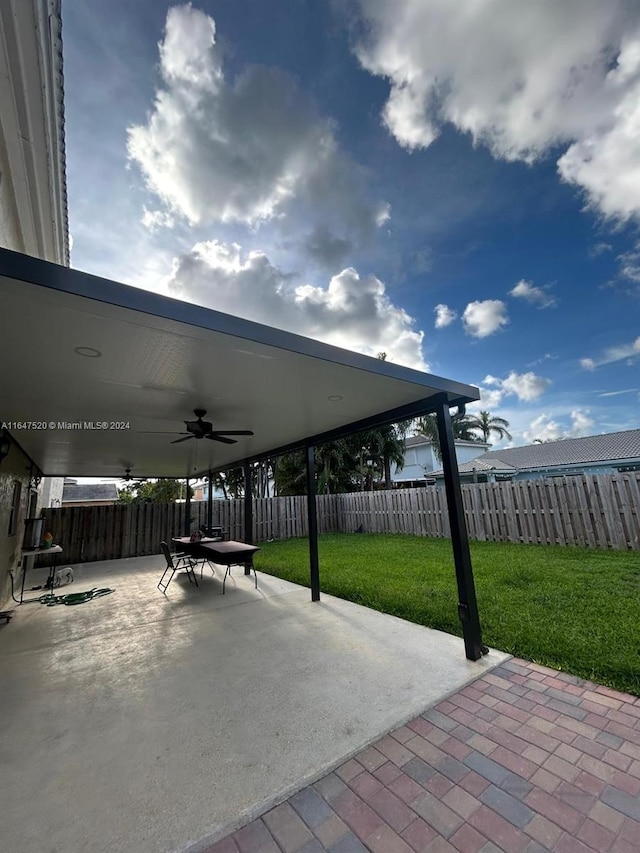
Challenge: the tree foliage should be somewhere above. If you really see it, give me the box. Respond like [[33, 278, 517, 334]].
[[117, 478, 192, 504], [415, 409, 512, 462], [464, 410, 513, 443]]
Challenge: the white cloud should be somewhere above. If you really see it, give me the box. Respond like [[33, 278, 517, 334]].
[[127, 4, 387, 262], [580, 336, 640, 369], [596, 388, 637, 397], [164, 240, 427, 370], [500, 371, 552, 402], [527, 353, 558, 367], [434, 303, 457, 328], [353, 0, 640, 221], [476, 370, 551, 403], [523, 414, 564, 444], [589, 241, 613, 257], [617, 246, 640, 283], [468, 369, 551, 415], [509, 279, 556, 308], [141, 208, 176, 232], [522, 409, 594, 443], [466, 386, 504, 413], [483, 375, 501, 386], [570, 409, 595, 435], [462, 300, 508, 338]]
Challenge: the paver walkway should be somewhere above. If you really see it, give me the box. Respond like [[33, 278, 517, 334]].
[[204, 658, 640, 853]]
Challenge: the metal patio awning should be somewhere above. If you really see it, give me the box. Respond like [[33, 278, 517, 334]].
[[0, 248, 479, 479]]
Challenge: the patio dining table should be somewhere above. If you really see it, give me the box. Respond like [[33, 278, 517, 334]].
[[172, 537, 260, 593]]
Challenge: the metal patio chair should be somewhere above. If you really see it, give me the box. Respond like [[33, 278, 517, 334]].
[[157, 541, 199, 593]]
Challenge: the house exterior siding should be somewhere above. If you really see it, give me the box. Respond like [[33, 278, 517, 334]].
[[0, 0, 68, 608], [392, 437, 490, 483]]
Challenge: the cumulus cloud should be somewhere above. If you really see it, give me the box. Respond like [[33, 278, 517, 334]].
[[480, 371, 551, 402], [570, 409, 595, 435], [466, 386, 504, 413], [523, 409, 595, 443], [468, 370, 551, 414], [164, 240, 427, 369], [434, 303, 457, 328], [523, 414, 564, 444], [581, 336, 640, 369], [127, 4, 387, 262], [353, 0, 640, 221], [500, 371, 552, 401], [509, 279, 556, 308], [462, 300, 508, 338]]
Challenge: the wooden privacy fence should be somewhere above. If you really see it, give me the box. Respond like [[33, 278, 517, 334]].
[[339, 473, 640, 550], [40, 473, 640, 563]]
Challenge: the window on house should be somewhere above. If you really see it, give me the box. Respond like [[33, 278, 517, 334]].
[[8, 480, 22, 536]]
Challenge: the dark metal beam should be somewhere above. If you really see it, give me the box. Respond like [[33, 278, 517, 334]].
[[306, 445, 320, 601], [184, 477, 191, 536], [243, 461, 253, 574], [435, 396, 486, 661], [223, 393, 476, 475]]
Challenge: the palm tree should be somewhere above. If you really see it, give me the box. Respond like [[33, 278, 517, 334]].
[[316, 439, 359, 494], [465, 410, 512, 443], [273, 451, 307, 496], [414, 412, 477, 462], [355, 419, 412, 489]]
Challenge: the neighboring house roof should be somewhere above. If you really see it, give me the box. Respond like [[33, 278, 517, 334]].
[[433, 429, 640, 476], [62, 483, 118, 503], [453, 457, 518, 475], [405, 435, 490, 449]]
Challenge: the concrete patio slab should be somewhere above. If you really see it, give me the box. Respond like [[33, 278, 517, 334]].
[[0, 556, 508, 853]]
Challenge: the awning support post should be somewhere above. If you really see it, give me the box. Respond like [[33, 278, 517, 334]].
[[435, 399, 486, 661], [184, 477, 191, 536], [244, 461, 253, 574], [306, 445, 320, 601], [207, 469, 213, 531]]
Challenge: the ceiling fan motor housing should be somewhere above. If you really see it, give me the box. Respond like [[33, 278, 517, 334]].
[[186, 415, 213, 436]]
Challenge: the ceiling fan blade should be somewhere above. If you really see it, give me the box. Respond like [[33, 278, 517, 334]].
[[171, 435, 195, 444], [205, 434, 237, 444], [208, 430, 254, 436], [138, 431, 190, 435]]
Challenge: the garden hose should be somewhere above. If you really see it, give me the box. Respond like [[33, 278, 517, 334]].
[[38, 588, 115, 607]]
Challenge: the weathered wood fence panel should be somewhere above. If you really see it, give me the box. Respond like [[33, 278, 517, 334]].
[[39, 473, 640, 563]]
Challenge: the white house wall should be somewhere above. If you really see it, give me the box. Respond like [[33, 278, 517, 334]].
[[0, 0, 68, 264], [392, 440, 489, 482], [0, 0, 68, 608]]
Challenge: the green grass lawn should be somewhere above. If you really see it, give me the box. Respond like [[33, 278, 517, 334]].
[[255, 533, 640, 697]]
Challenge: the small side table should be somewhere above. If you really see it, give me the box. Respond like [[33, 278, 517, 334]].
[[19, 545, 63, 604]]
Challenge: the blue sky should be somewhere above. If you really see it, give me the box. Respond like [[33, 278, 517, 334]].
[[61, 0, 640, 447]]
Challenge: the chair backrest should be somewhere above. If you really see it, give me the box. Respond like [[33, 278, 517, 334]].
[[160, 541, 174, 568]]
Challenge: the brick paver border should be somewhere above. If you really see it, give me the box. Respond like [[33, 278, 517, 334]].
[[202, 660, 640, 853]]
